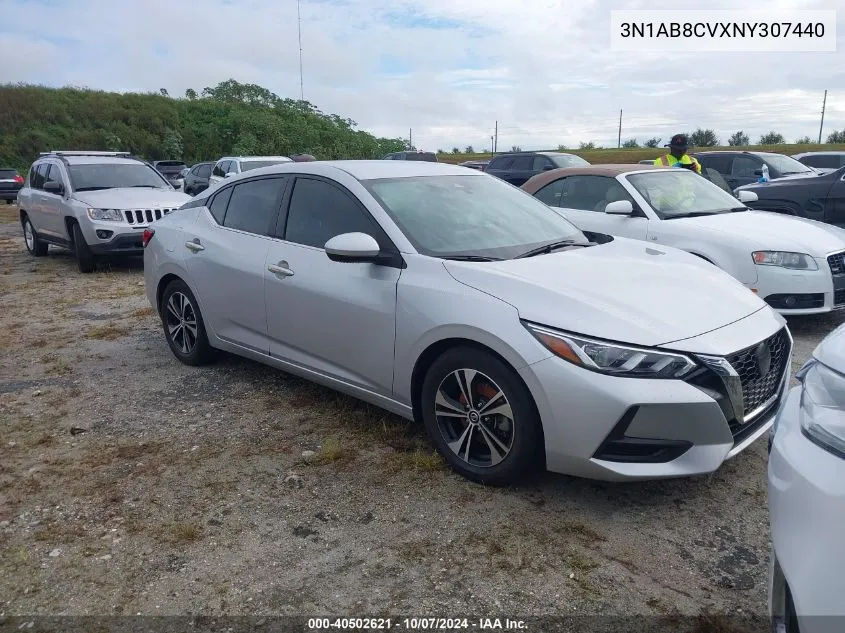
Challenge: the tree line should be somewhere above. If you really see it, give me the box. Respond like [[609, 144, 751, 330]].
[[615, 128, 845, 150], [0, 79, 408, 171]]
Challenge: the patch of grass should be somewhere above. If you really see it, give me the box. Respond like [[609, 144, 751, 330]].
[[132, 307, 154, 318], [396, 538, 435, 563], [86, 323, 131, 340], [558, 521, 607, 544], [33, 519, 85, 543], [44, 357, 73, 376], [0, 205, 19, 223], [162, 522, 204, 544], [383, 449, 444, 473], [30, 337, 49, 348], [318, 436, 350, 463]]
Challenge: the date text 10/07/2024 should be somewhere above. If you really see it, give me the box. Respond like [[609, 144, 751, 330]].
[[307, 618, 528, 630]]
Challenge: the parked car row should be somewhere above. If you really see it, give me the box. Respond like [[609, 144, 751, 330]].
[[12, 150, 845, 631]]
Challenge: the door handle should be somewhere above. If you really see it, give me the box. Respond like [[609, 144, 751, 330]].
[[185, 239, 204, 252], [268, 261, 294, 277]]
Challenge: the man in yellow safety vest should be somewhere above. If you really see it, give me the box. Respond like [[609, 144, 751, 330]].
[[653, 134, 702, 174]]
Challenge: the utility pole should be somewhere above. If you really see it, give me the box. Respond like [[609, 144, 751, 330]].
[[494, 120, 498, 154], [490, 136, 494, 154], [819, 90, 827, 144], [409, 128, 412, 149], [297, 0, 304, 101], [618, 109, 622, 148]]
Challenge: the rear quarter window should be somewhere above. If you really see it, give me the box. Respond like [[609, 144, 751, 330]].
[[0, 169, 18, 178], [488, 156, 514, 170]]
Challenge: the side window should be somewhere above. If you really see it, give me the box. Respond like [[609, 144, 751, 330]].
[[532, 156, 553, 171], [228, 161, 240, 174], [212, 161, 226, 178], [510, 156, 534, 170], [45, 164, 63, 186], [284, 177, 379, 249], [802, 155, 839, 169], [221, 178, 285, 236], [561, 175, 633, 212], [198, 164, 212, 178], [488, 156, 513, 170], [31, 163, 48, 189], [698, 155, 732, 174], [208, 187, 233, 225], [533, 179, 566, 206], [731, 156, 761, 178]]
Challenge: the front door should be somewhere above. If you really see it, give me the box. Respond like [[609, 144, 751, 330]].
[[264, 175, 401, 398], [553, 175, 649, 240], [182, 176, 288, 354]]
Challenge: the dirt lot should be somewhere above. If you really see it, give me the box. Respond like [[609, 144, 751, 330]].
[[1, 203, 842, 626]]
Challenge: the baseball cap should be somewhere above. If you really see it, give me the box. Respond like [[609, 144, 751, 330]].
[[666, 134, 690, 149]]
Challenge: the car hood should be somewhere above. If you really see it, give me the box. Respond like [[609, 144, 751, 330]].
[[737, 172, 822, 190], [670, 211, 845, 255], [72, 188, 191, 209], [443, 237, 766, 348], [813, 322, 845, 374]]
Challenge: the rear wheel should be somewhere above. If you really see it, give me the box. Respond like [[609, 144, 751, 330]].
[[71, 222, 95, 273], [420, 347, 542, 486], [22, 215, 48, 257], [160, 279, 216, 366]]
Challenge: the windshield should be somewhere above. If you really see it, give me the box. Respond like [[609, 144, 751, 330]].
[[550, 154, 590, 168], [362, 174, 588, 259], [241, 159, 292, 172], [627, 170, 745, 219], [68, 163, 169, 191], [762, 154, 814, 175], [156, 161, 186, 170]]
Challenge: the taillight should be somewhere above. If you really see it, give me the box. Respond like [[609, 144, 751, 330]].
[[142, 228, 155, 248], [14, 175, 23, 184]]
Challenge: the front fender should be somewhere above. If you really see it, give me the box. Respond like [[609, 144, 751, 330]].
[[673, 243, 758, 286]]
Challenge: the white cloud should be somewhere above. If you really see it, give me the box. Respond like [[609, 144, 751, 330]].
[[0, 0, 843, 151]]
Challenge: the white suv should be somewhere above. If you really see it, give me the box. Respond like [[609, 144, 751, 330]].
[[17, 151, 191, 272], [207, 155, 293, 187]]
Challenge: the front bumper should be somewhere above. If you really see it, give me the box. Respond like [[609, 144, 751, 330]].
[[77, 219, 148, 255], [519, 309, 790, 481], [769, 387, 845, 632], [755, 257, 845, 315]]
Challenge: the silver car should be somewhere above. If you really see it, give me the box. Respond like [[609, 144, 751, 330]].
[[143, 161, 791, 485]]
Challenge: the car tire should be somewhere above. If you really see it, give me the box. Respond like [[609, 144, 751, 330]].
[[22, 215, 49, 257], [70, 222, 96, 273], [160, 279, 217, 366], [420, 346, 542, 486]]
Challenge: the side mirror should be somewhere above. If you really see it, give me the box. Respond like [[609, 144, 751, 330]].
[[753, 169, 763, 176], [44, 181, 64, 196], [224, 171, 237, 178], [605, 200, 634, 215], [325, 232, 380, 263], [736, 190, 758, 203], [543, 164, 556, 171]]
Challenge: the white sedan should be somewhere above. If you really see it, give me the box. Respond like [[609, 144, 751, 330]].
[[522, 164, 845, 316]]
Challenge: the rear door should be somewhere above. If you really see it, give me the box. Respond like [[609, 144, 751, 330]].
[[730, 155, 763, 188], [484, 156, 513, 181], [182, 176, 288, 354], [25, 163, 51, 236], [504, 155, 536, 186]]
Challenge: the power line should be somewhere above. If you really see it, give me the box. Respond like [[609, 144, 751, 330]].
[[297, 0, 304, 101]]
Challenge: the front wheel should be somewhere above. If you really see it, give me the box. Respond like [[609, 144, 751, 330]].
[[160, 279, 217, 366], [420, 347, 542, 486]]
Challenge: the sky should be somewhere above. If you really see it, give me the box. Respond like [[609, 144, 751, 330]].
[[1, 0, 843, 152]]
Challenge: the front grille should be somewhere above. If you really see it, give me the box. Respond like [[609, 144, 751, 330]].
[[836, 289, 845, 306], [123, 208, 175, 225], [725, 328, 790, 418], [828, 251, 845, 275]]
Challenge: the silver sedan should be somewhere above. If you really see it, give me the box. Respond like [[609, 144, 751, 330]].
[[143, 160, 790, 485]]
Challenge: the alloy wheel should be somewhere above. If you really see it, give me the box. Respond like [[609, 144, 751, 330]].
[[434, 368, 514, 468], [24, 221, 34, 251], [165, 292, 199, 355]]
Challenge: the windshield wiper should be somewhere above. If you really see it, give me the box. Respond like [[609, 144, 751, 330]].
[[728, 206, 748, 212], [666, 211, 721, 219], [130, 184, 161, 188], [440, 255, 503, 262], [74, 186, 109, 191], [514, 239, 589, 259]]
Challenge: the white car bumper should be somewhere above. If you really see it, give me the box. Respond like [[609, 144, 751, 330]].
[[754, 256, 845, 315], [769, 386, 845, 632]]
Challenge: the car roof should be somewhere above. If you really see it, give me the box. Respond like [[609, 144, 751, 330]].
[[217, 156, 292, 162], [792, 151, 845, 157], [694, 150, 785, 157], [521, 164, 666, 192], [219, 159, 483, 181], [38, 155, 145, 166]]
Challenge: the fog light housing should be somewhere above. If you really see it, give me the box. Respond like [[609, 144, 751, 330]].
[[95, 230, 113, 239]]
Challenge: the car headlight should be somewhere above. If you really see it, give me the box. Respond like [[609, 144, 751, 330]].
[[523, 322, 697, 379], [87, 208, 123, 222], [798, 358, 845, 459], [752, 251, 818, 270]]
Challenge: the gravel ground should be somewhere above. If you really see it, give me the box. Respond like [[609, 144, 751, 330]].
[[1, 204, 843, 628]]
